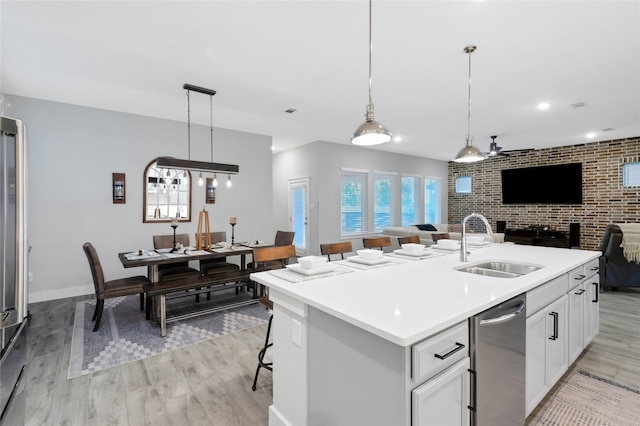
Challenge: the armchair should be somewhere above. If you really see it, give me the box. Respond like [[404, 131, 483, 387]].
[[598, 224, 640, 289]]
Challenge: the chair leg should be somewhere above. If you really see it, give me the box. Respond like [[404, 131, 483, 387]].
[[139, 293, 144, 311], [145, 295, 152, 320], [91, 297, 99, 321], [252, 314, 273, 391], [93, 299, 105, 332]]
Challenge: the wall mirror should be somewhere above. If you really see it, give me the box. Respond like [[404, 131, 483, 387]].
[[143, 159, 192, 223]]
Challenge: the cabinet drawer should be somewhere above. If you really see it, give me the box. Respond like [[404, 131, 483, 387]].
[[412, 321, 468, 383], [583, 258, 599, 279], [527, 274, 569, 316], [568, 266, 587, 287]]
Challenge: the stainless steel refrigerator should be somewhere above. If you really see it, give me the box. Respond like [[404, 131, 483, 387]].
[[0, 116, 28, 425]]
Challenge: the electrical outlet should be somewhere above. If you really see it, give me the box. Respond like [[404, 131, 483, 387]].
[[292, 318, 302, 347]]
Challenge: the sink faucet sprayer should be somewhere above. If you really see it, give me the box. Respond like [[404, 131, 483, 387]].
[[460, 213, 493, 262]]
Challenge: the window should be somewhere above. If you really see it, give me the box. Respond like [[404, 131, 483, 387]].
[[341, 170, 368, 233], [374, 173, 395, 232], [424, 177, 441, 223], [622, 162, 640, 187], [401, 175, 420, 226], [455, 175, 472, 194]]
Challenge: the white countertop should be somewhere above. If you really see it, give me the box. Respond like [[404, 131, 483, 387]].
[[250, 244, 600, 346]]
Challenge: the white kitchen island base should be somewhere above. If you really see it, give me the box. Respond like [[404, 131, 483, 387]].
[[250, 244, 601, 426]]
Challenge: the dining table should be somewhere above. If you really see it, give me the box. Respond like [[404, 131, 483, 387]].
[[118, 241, 271, 335]]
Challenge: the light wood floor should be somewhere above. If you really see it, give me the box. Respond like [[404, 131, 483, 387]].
[[25, 288, 639, 425]]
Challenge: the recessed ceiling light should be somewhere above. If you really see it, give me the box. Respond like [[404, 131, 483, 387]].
[[394, 136, 402, 143], [537, 102, 550, 110], [586, 132, 596, 139]]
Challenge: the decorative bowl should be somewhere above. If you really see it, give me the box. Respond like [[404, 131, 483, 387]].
[[465, 236, 485, 244], [298, 255, 328, 270], [437, 239, 460, 247], [357, 249, 384, 259], [401, 243, 426, 253]]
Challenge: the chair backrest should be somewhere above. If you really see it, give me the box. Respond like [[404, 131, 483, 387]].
[[153, 233, 190, 249], [362, 236, 391, 250], [431, 233, 450, 242], [253, 245, 297, 270], [398, 235, 421, 245], [320, 242, 353, 261], [82, 242, 105, 296], [274, 230, 295, 246], [194, 231, 227, 245]]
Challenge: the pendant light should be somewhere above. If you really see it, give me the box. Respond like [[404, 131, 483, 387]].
[[157, 84, 239, 175], [453, 45, 485, 163], [351, 0, 391, 146]]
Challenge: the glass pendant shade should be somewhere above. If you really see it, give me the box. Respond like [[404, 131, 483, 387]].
[[352, 118, 392, 146]]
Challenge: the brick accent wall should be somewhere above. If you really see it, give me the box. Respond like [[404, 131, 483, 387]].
[[448, 137, 640, 250]]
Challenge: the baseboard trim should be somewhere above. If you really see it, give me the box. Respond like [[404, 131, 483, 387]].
[[29, 285, 93, 303]]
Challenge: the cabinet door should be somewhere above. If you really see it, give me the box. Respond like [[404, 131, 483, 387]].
[[585, 276, 600, 344], [526, 309, 548, 415], [412, 358, 470, 426], [568, 283, 585, 364], [546, 295, 569, 386]]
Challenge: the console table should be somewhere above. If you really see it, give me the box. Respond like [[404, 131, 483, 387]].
[[504, 228, 568, 248]]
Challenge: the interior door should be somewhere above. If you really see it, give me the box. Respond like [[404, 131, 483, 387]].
[[289, 178, 309, 256]]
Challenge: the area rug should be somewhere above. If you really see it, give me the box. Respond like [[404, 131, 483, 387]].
[[68, 292, 269, 379], [537, 371, 640, 425]]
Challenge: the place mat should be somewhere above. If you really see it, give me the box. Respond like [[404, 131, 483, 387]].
[[268, 265, 353, 282], [387, 252, 445, 261], [536, 371, 640, 425], [124, 250, 164, 260], [68, 292, 269, 379], [336, 256, 406, 270]]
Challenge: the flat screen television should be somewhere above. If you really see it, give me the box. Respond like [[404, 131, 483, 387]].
[[501, 163, 582, 204]]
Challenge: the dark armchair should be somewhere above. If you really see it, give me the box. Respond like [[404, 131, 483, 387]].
[[598, 224, 640, 289]]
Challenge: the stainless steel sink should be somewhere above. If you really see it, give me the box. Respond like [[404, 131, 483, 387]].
[[455, 261, 542, 278]]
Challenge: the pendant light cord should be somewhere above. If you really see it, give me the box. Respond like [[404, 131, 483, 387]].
[[210, 95, 214, 163], [367, 0, 373, 112], [467, 48, 472, 140], [186, 89, 191, 160]]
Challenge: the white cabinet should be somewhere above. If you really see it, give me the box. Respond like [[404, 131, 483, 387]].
[[568, 259, 600, 363], [526, 294, 568, 415], [412, 358, 470, 426]]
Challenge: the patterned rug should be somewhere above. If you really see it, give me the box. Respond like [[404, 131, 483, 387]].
[[68, 292, 269, 379], [537, 371, 640, 425]]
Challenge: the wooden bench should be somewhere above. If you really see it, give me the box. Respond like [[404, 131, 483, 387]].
[[145, 269, 255, 337]]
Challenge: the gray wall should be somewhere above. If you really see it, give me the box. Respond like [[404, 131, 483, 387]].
[[273, 141, 448, 255], [5, 95, 273, 302]]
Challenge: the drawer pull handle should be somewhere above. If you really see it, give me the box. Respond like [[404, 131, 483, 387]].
[[574, 289, 586, 295], [590, 267, 599, 271], [434, 342, 465, 360], [574, 274, 586, 280], [592, 282, 599, 303]]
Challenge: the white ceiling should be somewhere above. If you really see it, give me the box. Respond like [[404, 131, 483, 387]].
[[1, 1, 639, 161]]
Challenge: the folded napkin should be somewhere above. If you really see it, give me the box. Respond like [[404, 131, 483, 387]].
[[124, 250, 162, 260]]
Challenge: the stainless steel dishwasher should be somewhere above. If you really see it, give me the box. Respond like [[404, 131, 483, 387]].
[[470, 293, 526, 426]]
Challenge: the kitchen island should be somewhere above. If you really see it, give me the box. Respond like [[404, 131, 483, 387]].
[[250, 243, 600, 426]]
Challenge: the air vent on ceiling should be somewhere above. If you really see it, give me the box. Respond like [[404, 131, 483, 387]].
[[569, 102, 587, 109], [602, 128, 614, 132], [284, 108, 297, 114]]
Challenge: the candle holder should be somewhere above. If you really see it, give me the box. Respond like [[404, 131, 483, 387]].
[[230, 223, 236, 245], [170, 220, 179, 253]]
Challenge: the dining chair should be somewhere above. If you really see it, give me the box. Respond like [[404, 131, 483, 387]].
[[362, 236, 392, 251], [247, 230, 295, 270], [83, 242, 150, 332], [152, 233, 200, 281], [431, 233, 451, 243], [251, 244, 297, 391], [198, 231, 240, 275], [320, 241, 353, 261], [398, 235, 421, 246]]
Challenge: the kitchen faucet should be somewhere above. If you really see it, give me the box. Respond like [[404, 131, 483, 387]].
[[460, 213, 493, 262]]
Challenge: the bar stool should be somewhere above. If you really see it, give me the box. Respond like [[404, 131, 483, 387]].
[[251, 244, 297, 391]]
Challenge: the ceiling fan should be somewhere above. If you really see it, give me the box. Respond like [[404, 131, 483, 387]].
[[484, 135, 534, 158]]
